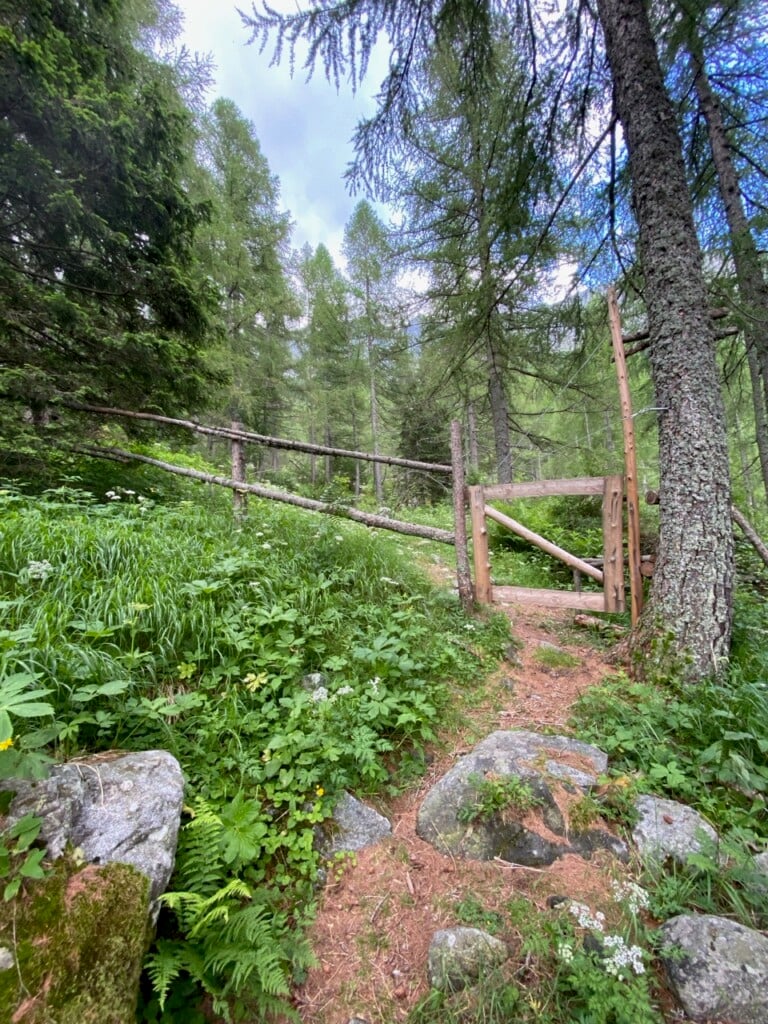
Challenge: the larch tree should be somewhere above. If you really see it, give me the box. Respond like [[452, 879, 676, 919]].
[[243, 0, 735, 679], [296, 244, 361, 487], [194, 98, 297, 445], [342, 200, 399, 502], [387, 31, 556, 483]]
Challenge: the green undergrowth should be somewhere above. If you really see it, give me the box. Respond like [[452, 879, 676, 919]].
[[0, 483, 510, 1021], [409, 888, 661, 1024], [571, 585, 768, 932]]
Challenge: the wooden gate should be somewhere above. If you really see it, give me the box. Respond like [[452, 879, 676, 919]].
[[467, 476, 625, 612]]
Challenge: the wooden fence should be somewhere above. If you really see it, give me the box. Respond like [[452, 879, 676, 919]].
[[467, 476, 626, 613], [65, 403, 634, 615]]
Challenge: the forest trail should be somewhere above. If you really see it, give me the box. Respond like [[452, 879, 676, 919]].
[[289, 600, 626, 1023]]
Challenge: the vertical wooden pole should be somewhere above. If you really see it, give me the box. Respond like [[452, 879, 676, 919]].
[[468, 485, 492, 604], [231, 420, 247, 516], [602, 474, 626, 612], [607, 287, 643, 624], [451, 421, 474, 611]]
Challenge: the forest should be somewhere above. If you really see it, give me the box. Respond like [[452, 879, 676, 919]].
[[1, 0, 768, 1021]]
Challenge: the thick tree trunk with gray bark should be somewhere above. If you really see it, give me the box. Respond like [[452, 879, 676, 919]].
[[691, 44, 768, 504], [596, 0, 733, 678]]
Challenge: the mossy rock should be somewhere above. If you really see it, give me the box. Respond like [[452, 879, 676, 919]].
[[0, 855, 150, 1023]]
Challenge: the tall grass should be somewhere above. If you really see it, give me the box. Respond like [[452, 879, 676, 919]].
[[0, 483, 509, 1020]]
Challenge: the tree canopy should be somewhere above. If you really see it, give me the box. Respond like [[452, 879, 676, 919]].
[[0, 0, 214, 414]]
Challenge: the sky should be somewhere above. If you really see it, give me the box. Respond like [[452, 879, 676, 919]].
[[178, 1, 389, 268]]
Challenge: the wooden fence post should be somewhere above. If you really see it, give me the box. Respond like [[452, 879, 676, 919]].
[[602, 474, 625, 612], [608, 287, 643, 625], [231, 419, 247, 515], [468, 485, 492, 604], [451, 420, 474, 611]]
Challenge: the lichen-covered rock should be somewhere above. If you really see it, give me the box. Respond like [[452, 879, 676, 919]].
[[416, 730, 626, 867], [660, 914, 768, 1024], [2, 750, 184, 902], [632, 795, 719, 866], [0, 857, 151, 1023], [753, 848, 768, 883], [319, 792, 392, 857], [428, 927, 508, 992]]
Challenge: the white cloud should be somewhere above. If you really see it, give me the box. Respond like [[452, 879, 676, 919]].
[[178, 1, 389, 268]]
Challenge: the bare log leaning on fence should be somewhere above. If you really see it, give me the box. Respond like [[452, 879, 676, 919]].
[[63, 402, 451, 475], [73, 445, 455, 545], [731, 505, 768, 571]]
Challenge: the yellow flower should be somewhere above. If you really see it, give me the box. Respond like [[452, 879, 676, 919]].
[[0, 738, 13, 752], [243, 672, 267, 692], [315, 786, 324, 798]]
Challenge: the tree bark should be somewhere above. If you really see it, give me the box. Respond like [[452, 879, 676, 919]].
[[595, 0, 733, 678], [691, 43, 768, 505], [231, 419, 248, 515]]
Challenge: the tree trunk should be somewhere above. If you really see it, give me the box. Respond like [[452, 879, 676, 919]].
[[487, 338, 513, 484], [467, 401, 480, 476], [367, 333, 384, 503], [231, 418, 248, 515], [596, 0, 733, 679], [691, 43, 768, 505]]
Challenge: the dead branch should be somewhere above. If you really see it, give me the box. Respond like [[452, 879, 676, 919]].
[[71, 444, 456, 545]]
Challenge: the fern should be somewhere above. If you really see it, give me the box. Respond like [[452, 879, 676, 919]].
[[149, 793, 311, 1021], [144, 939, 186, 1012]]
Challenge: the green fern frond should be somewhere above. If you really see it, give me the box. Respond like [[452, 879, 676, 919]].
[[144, 940, 186, 1011]]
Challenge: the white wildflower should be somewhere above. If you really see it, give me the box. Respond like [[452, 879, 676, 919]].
[[369, 676, 381, 694], [261, 542, 272, 550], [105, 490, 121, 500], [380, 576, 398, 585], [336, 685, 354, 696], [27, 559, 53, 580], [556, 942, 574, 963], [310, 686, 329, 703], [602, 934, 645, 977], [567, 901, 605, 932], [611, 879, 650, 915], [334, 534, 344, 542]]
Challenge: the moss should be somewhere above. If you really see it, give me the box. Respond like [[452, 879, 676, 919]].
[[0, 855, 150, 1023]]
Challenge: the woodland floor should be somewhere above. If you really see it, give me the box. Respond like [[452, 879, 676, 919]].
[[286, 596, 637, 1024]]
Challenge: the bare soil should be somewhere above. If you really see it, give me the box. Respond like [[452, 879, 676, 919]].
[[288, 602, 632, 1024]]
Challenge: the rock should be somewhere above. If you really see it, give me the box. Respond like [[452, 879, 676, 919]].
[[416, 730, 627, 867], [319, 792, 392, 857], [428, 927, 508, 992], [632, 795, 719, 867], [660, 914, 768, 1024], [2, 750, 184, 903], [0, 857, 150, 1023], [753, 849, 768, 880], [301, 672, 328, 694]]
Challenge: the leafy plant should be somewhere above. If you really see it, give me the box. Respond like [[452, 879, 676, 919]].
[[457, 772, 542, 824], [0, 813, 47, 901], [0, 486, 506, 1020]]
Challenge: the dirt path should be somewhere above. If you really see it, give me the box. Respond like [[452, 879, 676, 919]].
[[290, 603, 625, 1023]]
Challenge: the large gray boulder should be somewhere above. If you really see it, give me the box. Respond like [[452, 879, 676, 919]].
[[416, 731, 627, 866], [632, 794, 719, 867], [428, 927, 509, 992], [2, 749, 184, 903], [319, 792, 392, 858], [660, 914, 768, 1024]]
